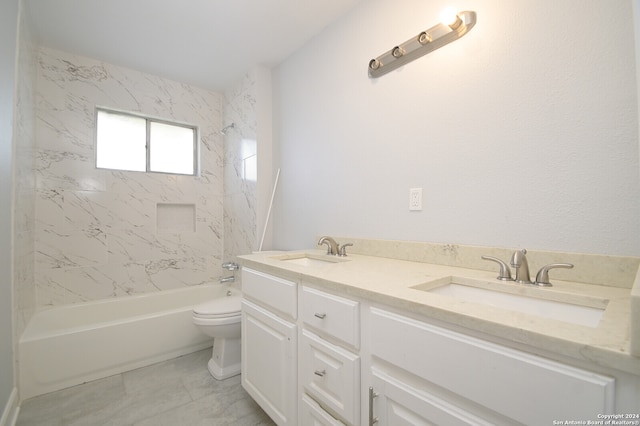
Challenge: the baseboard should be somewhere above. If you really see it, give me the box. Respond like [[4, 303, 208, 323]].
[[0, 388, 19, 426]]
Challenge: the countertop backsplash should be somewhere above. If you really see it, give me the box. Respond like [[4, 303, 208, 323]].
[[323, 236, 640, 289]]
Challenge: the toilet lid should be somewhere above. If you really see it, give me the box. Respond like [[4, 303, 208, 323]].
[[193, 295, 241, 317]]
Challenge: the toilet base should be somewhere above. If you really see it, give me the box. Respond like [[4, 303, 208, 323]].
[[207, 337, 241, 380]]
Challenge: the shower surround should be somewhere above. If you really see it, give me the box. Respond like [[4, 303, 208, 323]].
[[223, 71, 259, 262], [33, 47, 225, 308]]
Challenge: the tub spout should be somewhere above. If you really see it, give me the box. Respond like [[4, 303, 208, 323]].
[[220, 276, 235, 284]]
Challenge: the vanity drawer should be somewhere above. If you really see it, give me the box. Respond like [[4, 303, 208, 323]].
[[369, 308, 615, 425], [300, 330, 360, 425], [300, 286, 359, 348], [300, 394, 346, 426], [242, 268, 297, 319]]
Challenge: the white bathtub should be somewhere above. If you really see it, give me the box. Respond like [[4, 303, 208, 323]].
[[19, 284, 237, 400]]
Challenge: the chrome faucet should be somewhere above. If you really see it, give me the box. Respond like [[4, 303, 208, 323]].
[[318, 236, 339, 255], [510, 249, 533, 284], [485, 249, 574, 287]]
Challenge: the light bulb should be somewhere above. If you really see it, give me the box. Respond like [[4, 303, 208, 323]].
[[440, 8, 462, 29]]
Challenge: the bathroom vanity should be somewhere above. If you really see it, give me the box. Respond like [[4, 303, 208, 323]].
[[239, 239, 640, 426]]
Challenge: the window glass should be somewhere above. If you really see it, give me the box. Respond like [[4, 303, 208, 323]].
[[95, 108, 198, 175], [241, 138, 257, 181], [149, 121, 195, 175], [96, 109, 147, 172]]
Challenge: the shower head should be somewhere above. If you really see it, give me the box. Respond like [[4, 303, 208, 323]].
[[220, 123, 236, 135]]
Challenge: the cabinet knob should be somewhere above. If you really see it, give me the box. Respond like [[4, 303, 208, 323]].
[[314, 369, 326, 377], [314, 313, 327, 319]]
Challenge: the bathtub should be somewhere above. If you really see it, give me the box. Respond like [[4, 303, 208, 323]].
[[19, 284, 238, 400]]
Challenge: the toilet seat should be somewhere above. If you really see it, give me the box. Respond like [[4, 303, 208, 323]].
[[193, 295, 241, 319]]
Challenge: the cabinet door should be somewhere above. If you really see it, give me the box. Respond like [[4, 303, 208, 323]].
[[369, 368, 494, 426], [242, 300, 297, 425]]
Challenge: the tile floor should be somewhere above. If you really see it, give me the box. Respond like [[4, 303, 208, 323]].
[[16, 348, 275, 426]]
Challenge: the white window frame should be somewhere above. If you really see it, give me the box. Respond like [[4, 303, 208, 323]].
[[95, 107, 200, 176]]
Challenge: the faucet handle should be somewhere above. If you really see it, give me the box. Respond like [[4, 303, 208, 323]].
[[534, 263, 574, 287], [481, 256, 513, 281], [338, 243, 353, 257], [222, 262, 239, 271]]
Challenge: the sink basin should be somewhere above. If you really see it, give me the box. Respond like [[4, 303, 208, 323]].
[[413, 277, 608, 328], [271, 253, 349, 267]]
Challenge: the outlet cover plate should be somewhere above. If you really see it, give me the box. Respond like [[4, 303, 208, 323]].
[[409, 188, 422, 211]]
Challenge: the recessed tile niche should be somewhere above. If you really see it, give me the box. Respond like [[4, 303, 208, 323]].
[[157, 203, 196, 233]]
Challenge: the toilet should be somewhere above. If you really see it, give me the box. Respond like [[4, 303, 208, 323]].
[[192, 291, 242, 380]]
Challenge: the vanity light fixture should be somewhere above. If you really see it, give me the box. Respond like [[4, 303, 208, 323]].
[[368, 10, 476, 78]]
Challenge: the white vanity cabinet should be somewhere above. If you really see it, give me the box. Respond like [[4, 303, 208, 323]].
[[299, 286, 361, 425], [240, 264, 638, 426], [365, 307, 616, 426], [241, 268, 298, 425]]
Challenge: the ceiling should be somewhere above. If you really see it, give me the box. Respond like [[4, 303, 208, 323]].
[[25, 0, 363, 91]]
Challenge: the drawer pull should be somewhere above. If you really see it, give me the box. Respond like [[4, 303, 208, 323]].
[[314, 313, 327, 319], [369, 386, 378, 425], [314, 369, 326, 377]]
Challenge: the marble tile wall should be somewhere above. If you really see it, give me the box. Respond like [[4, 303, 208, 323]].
[[34, 47, 224, 306], [223, 71, 258, 265], [13, 5, 37, 336]]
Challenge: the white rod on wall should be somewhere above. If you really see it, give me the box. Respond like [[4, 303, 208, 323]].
[[258, 168, 281, 252]]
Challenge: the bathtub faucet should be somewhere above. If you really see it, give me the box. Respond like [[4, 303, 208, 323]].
[[220, 276, 235, 283]]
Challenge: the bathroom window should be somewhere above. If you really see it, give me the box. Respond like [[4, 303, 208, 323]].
[[241, 138, 257, 182], [95, 108, 198, 175]]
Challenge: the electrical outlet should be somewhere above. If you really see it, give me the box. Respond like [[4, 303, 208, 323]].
[[409, 188, 422, 211]]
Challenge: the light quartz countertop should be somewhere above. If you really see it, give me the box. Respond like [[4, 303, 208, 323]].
[[239, 249, 640, 376]]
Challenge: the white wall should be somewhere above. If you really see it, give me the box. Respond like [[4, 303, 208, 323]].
[[13, 0, 37, 348], [634, 0, 640, 170], [272, 0, 640, 256], [0, 0, 19, 415]]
